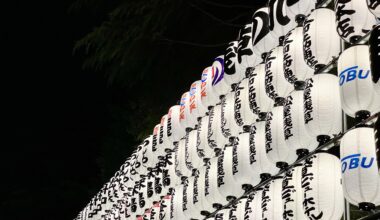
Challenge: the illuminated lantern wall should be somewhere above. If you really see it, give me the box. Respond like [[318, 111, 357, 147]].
[[167, 105, 186, 142]]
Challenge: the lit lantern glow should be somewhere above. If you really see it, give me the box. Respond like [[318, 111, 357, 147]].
[[250, 188, 264, 220], [170, 185, 186, 219], [175, 137, 192, 178], [204, 157, 228, 208], [197, 164, 215, 214], [235, 197, 248, 220], [184, 129, 202, 172], [180, 92, 197, 129], [248, 64, 274, 114], [159, 195, 172, 220], [340, 127, 380, 210]]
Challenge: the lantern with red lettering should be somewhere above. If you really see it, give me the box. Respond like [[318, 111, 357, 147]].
[[262, 176, 284, 220], [369, 25, 380, 95], [189, 80, 208, 120], [304, 73, 342, 145], [252, 7, 278, 60], [141, 136, 154, 168], [303, 8, 341, 71], [367, 0, 380, 18], [200, 67, 220, 108], [224, 41, 242, 86], [180, 92, 197, 129], [248, 64, 274, 114], [340, 126, 380, 211], [284, 82, 318, 157], [265, 46, 293, 101], [301, 152, 344, 220], [335, 0, 377, 43], [283, 26, 314, 84], [207, 104, 228, 152], [268, 0, 295, 45], [211, 55, 230, 97], [234, 78, 259, 127], [285, 0, 316, 22], [168, 105, 186, 142], [221, 92, 240, 138], [237, 24, 260, 74], [338, 45, 380, 120]]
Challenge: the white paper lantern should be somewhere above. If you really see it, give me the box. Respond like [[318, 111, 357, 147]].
[[196, 164, 215, 213], [335, 0, 377, 43], [211, 55, 230, 97], [369, 25, 380, 96], [150, 202, 160, 220], [285, 0, 316, 21], [248, 64, 274, 114], [376, 117, 380, 172], [283, 26, 314, 84], [265, 105, 298, 167], [141, 136, 155, 168], [252, 7, 278, 60], [161, 152, 180, 193], [234, 78, 259, 127], [224, 41, 242, 86], [250, 188, 264, 220], [160, 114, 172, 152], [196, 115, 214, 159], [155, 122, 166, 158], [221, 92, 241, 138], [237, 24, 260, 73], [204, 157, 228, 207], [183, 176, 203, 220], [301, 152, 344, 220], [180, 91, 197, 129], [185, 129, 202, 172], [235, 197, 249, 220], [175, 137, 192, 178], [284, 85, 318, 155], [167, 105, 186, 142], [190, 80, 208, 119], [170, 185, 186, 219], [304, 73, 343, 143], [340, 127, 380, 210], [207, 104, 228, 151], [303, 8, 341, 71], [265, 46, 293, 100], [201, 66, 220, 108], [368, 0, 380, 18], [159, 195, 172, 220], [338, 45, 380, 119], [262, 177, 284, 220], [268, 0, 296, 44], [214, 208, 232, 220], [282, 164, 307, 220]]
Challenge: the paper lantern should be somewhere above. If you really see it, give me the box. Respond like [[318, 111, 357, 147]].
[[160, 152, 180, 194], [304, 73, 343, 143], [175, 137, 192, 178], [184, 129, 202, 172], [221, 92, 241, 138], [151, 124, 161, 166], [141, 136, 154, 168], [284, 84, 318, 156], [285, 0, 316, 21], [265, 46, 293, 101], [301, 152, 344, 220], [335, 0, 377, 43], [248, 64, 274, 114], [170, 185, 187, 219], [204, 157, 228, 207], [235, 197, 248, 220], [207, 104, 228, 151], [224, 41, 242, 85], [303, 8, 341, 71], [252, 7, 278, 60], [265, 105, 297, 167], [262, 177, 284, 220], [214, 208, 232, 220], [150, 202, 160, 220], [183, 176, 203, 220], [211, 55, 230, 97], [196, 164, 215, 213], [282, 164, 307, 220], [283, 26, 314, 84], [180, 91, 197, 129], [135, 144, 148, 176], [201, 66, 220, 108], [376, 117, 380, 171], [160, 114, 173, 152], [190, 80, 208, 119], [268, 0, 295, 44], [367, 0, 380, 18], [237, 24, 260, 73], [167, 105, 186, 142], [159, 195, 172, 220], [196, 115, 214, 159], [250, 188, 264, 220], [340, 127, 380, 210], [369, 25, 380, 95], [234, 78, 258, 127], [338, 45, 380, 119]]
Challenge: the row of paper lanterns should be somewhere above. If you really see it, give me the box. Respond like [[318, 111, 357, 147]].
[[75, 0, 380, 219]]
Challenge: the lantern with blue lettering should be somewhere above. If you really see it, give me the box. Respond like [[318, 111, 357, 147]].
[[248, 64, 274, 114], [282, 164, 307, 220], [180, 92, 197, 129], [252, 7, 278, 60], [237, 24, 260, 74], [368, 0, 380, 18], [224, 41, 242, 86], [338, 45, 380, 120], [285, 0, 316, 22], [340, 126, 380, 210], [234, 78, 258, 127], [185, 129, 202, 172], [268, 0, 295, 45], [301, 152, 344, 220], [221, 92, 240, 138], [283, 26, 314, 84], [168, 105, 186, 142], [265, 46, 293, 101], [266, 103, 298, 168], [211, 55, 230, 98], [284, 82, 318, 157], [335, 0, 377, 43], [369, 25, 380, 95], [304, 73, 342, 145], [196, 115, 214, 159], [262, 176, 284, 220], [207, 104, 228, 152], [204, 157, 228, 208], [200, 67, 220, 108], [303, 8, 341, 71], [189, 80, 208, 120]]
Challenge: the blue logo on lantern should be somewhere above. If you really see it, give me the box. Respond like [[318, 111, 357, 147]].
[[339, 66, 370, 86], [341, 153, 374, 174], [212, 57, 225, 86]]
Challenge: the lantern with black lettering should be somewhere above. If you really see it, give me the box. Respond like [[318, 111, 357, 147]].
[[265, 103, 298, 168], [183, 175, 203, 220], [141, 136, 154, 168], [369, 25, 380, 95], [335, 0, 377, 43], [160, 151, 179, 194], [171, 185, 186, 219], [207, 104, 228, 153], [197, 164, 215, 214], [265, 46, 293, 102], [268, 0, 295, 45], [196, 115, 214, 159], [189, 80, 208, 120], [224, 41, 242, 86], [303, 8, 341, 71], [168, 105, 186, 142], [184, 129, 202, 172], [250, 188, 264, 220], [368, 0, 380, 18], [262, 176, 284, 220], [283, 26, 314, 84], [150, 202, 160, 220], [200, 67, 220, 108], [340, 126, 380, 211], [301, 152, 344, 220], [248, 64, 274, 114], [304, 73, 342, 145], [284, 82, 318, 158], [285, 0, 316, 22], [237, 24, 260, 74], [175, 137, 192, 178], [204, 156, 228, 209], [221, 92, 240, 138], [282, 164, 307, 220], [234, 78, 259, 127], [160, 114, 172, 152], [159, 195, 172, 220], [235, 197, 249, 220], [211, 55, 230, 98], [338, 45, 380, 121], [252, 7, 277, 60]]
